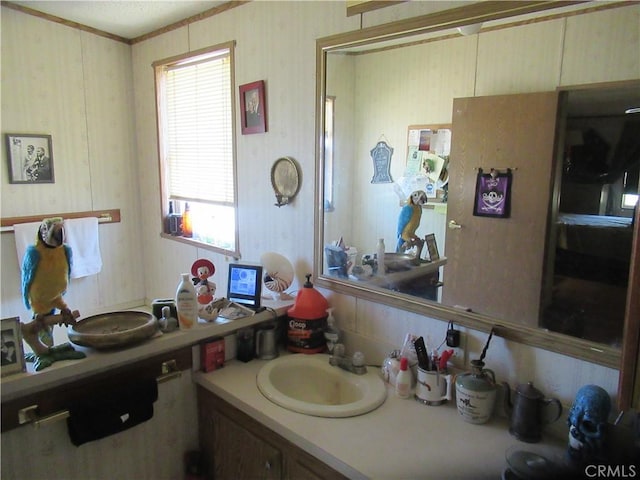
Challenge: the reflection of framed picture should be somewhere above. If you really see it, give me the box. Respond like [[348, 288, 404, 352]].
[[239, 80, 267, 135], [5, 133, 55, 184], [425, 233, 439, 261], [473, 168, 512, 218], [1, 317, 26, 377]]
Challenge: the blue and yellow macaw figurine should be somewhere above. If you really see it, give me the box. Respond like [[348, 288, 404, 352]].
[[21, 217, 85, 370], [396, 190, 427, 254]]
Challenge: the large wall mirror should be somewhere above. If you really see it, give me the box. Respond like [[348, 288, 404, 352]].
[[313, 0, 640, 390]]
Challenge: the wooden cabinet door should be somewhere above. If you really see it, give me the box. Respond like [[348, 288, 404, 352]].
[[198, 388, 282, 480], [212, 409, 282, 480], [286, 447, 349, 480], [443, 92, 560, 326]]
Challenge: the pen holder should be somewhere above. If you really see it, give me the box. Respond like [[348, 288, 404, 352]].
[[415, 367, 452, 406]]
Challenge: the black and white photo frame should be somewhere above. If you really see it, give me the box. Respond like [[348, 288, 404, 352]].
[[5, 133, 55, 184]]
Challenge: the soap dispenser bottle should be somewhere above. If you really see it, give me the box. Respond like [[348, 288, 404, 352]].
[[176, 273, 198, 330], [324, 308, 340, 354], [395, 357, 411, 399]]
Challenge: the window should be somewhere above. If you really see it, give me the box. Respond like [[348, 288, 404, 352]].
[[622, 193, 638, 209], [323, 96, 335, 212], [154, 42, 238, 255]]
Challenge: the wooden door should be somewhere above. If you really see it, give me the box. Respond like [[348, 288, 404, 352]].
[[442, 92, 560, 326]]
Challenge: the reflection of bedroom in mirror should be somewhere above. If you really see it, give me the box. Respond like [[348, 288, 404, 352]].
[[541, 84, 640, 347]]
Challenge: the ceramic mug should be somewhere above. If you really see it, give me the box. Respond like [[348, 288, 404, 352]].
[[256, 325, 278, 360], [415, 368, 452, 406]]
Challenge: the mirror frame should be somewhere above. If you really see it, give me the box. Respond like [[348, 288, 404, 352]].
[[314, 1, 638, 375]]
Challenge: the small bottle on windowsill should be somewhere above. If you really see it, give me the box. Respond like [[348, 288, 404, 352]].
[[182, 202, 193, 238]]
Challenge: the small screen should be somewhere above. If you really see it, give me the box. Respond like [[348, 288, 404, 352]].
[[227, 264, 263, 308]]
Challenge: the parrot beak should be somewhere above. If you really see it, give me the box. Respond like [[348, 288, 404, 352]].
[[410, 190, 428, 206], [39, 217, 65, 247]]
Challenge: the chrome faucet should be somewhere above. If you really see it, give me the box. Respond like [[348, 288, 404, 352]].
[[329, 344, 367, 375]]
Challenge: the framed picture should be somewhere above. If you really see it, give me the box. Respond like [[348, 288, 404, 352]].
[[473, 168, 512, 218], [1, 317, 26, 377], [5, 133, 55, 184], [239, 80, 267, 134], [425, 233, 440, 261]]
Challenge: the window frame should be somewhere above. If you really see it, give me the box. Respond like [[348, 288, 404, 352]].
[[153, 41, 240, 258]]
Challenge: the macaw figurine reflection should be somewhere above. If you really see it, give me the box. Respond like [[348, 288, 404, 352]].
[[396, 190, 427, 252], [21, 217, 84, 370]]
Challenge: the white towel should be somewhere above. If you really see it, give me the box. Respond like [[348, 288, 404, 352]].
[[13, 221, 42, 268], [64, 217, 102, 278]]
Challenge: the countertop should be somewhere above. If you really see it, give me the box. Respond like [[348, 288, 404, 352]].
[[1, 300, 290, 403], [195, 354, 569, 480]]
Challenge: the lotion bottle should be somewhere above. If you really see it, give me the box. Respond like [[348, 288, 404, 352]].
[[176, 273, 198, 329], [395, 356, 411, 399]]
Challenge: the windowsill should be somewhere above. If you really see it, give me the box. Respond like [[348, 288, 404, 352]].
[[160, 232, 239, 258]]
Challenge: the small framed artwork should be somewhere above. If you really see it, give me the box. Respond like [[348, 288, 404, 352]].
[[473, 168, 512, 218], [239, 80, 267, 135], [5, 133, 55, 184], [425, 233, 440, 261], [1, 317, 26, 377]]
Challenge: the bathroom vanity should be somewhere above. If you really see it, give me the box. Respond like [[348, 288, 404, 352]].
[[198, 387, 349, 480], [195, 357, 568, 480]]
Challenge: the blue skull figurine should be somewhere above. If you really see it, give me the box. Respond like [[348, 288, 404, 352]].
[[567, 384, 611, 464]]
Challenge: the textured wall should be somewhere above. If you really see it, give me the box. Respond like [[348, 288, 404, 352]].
[[1, 2, 638, 478], [0, 9, 145, 332]]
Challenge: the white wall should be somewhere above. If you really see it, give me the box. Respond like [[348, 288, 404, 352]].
[[1, 8, 145, 331], [1, 2, 638, 478]]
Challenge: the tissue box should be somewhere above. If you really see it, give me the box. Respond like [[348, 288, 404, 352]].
[[201, 339, 225, 373]]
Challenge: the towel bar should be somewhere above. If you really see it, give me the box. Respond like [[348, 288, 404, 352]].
[[17, 359, 182, 428], [0, 208, 121, 233]]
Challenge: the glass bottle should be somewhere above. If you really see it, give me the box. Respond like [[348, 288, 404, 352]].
[[182, 202, 193, 238]]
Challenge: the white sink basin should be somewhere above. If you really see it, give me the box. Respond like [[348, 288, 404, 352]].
[[256, 354, 387, 417]]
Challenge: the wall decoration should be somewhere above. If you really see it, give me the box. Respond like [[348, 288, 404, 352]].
[[425, 233, 440, 261], [402, 125, 451, 201], [1, 317, 26, 377], [239, 80, 267, 134], [5, 133, 54, 184], [270, 156, 301, 207], [473, 168, 512, 218], [370, 140, 393, 183]]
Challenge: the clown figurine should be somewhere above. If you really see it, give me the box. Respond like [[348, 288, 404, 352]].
[[191, 259, 216, 305]]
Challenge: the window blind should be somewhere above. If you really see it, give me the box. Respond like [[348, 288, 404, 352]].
[[164, 51, 233, 206]]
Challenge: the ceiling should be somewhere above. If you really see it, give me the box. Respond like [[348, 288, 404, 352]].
[[8, 1, 229, 39], [7, 1, 640, 114]]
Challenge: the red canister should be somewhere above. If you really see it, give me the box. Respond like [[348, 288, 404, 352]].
[[287, 275, 329, 353]]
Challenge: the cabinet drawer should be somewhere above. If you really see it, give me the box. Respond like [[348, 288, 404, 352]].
[[2, 346, 192, 432]]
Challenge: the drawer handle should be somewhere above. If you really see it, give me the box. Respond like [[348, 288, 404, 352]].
[[157, 359, 182, 384], [19, 405, 70, 428], [17, 361, 182, 428]]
